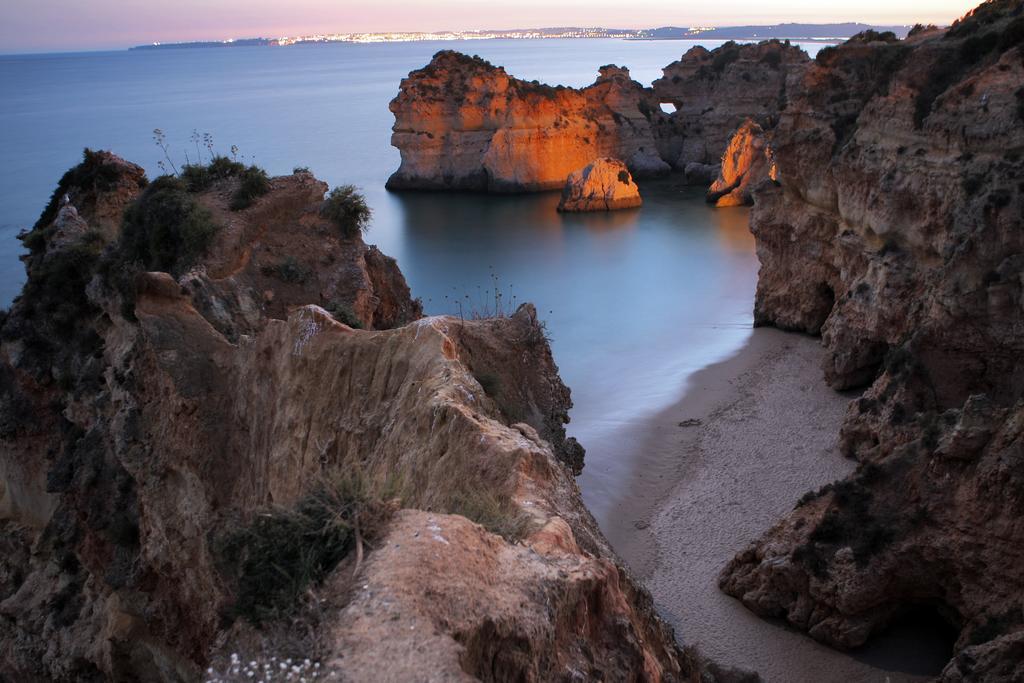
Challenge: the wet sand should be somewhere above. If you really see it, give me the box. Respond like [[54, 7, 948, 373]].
[[602, 327, 949, 682]]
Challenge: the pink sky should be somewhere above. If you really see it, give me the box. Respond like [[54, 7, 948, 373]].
[[1, 0, 980, 53]]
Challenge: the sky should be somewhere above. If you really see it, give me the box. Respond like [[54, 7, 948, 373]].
[[0, 0, 981, 53]]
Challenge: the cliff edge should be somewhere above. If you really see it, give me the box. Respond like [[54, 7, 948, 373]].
[[718, 4, 1024, 679], [0, 152, 693, 681]]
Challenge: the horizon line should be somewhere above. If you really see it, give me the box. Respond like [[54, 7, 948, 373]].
[[1, 19, 925, 57]]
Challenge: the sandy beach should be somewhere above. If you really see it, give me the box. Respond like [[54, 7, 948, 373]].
[[603, 327, 951, 682]]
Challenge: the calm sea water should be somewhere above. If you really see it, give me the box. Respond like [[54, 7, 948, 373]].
[[0, 37, 826, 529], [0, 38, 950, 682]]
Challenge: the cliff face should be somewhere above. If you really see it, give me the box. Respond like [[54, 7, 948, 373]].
[[0, 153, 693, 681], [388, 43, 810, 194], [706, 119, 776, 207], [652, 40, 809, 168], [387, 51, 671, 192], [719, 5, 1024, 678]]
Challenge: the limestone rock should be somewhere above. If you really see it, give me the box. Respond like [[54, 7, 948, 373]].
[[0, 153, 693, 681], [653, 40, 810, 168], [706, 119, 776, 207], [557, 158, 642, 212], [387, 51, 670, 193], [718, 7, 1024, 678]]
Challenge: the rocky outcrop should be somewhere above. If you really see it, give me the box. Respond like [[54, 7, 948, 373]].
[[653, 40, 810, 168], [387, 51, 671, 192], [387, 42, 813, 194], [706, 119, 776, 207], [718, 4, 1024, 678], [0, 153, 694, 681], [557, 158, 642, 212]]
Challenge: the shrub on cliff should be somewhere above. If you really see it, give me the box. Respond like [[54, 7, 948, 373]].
[[325, 300, 363, 328], [180, 155, 245, 192], [23, 232, 105, 335], [214, 469, 401, 623], [848, 30, 900, 43], [321, 185, 371, 238], [761, 50, 782, 68], [119, 176, 220, 275], [711, 41, 742, 73], [21, 148, 130, 254], [179, 155, 270, 211], [261, 256, 310, 284], [946, 0, 1020, 39], [229, 165, 271, 211]]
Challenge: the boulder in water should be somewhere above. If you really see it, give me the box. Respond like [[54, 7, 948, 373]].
[[557, 158, 642, 212]]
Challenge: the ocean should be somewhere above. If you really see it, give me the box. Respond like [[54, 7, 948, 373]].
[[0, 36, 827, 531]]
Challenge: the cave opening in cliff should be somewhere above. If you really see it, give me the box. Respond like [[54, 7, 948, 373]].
[[852, 604, 959, 677]]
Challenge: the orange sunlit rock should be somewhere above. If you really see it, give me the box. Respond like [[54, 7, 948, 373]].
[[557, 157, 642, 212], [707, 119, 775, 207], [387, 51, 670, 192]]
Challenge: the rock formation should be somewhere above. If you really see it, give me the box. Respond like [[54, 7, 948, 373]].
[[718, 4, 1024, 678], [387, 51, 671, 192], [706, 119, 776, 207], [0, 152, 699, 681], [387, 43, 814, 195], [557, 157, 643, 212], [652, 40, 810, 169]]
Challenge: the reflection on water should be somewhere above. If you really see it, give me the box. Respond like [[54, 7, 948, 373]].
[[378, 178, 758, 525]]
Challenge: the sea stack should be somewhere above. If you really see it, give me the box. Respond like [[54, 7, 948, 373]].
[[557, 158, 643, 212], [387, 51, 670, 192]]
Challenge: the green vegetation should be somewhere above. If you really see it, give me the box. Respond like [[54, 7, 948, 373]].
[[229, 165, 271, 210], [946, 0, 1020, 39], [24, 232, 105, 335], [473, 372, 500, 397], [916, 7, 1024, 128], [215, 463, 533, 624], [180, 155, 245, 192], [261, 256, 310, 284], [320, 186, 372, 238], [215, 469, 402, 623], [119, 176, 220, 275], [761, 50, 782, 69], [848, 29, 900, 43], [21, 149, 132, 254], [325, 301, 363, 328], [293, 166, 311, 174], [442, 488, 535, 542], [908, 24, 938, 37], [790, 459, 916, 578], [711, 41, 742, 73], [179, 155, 270, 211]]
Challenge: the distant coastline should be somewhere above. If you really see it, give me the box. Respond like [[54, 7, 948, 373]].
[[129, 22, 910, 50]]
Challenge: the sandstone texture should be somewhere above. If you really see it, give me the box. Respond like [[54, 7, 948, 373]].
[[718, 5, 1024, 679], [652, 40, 809, 169], [387, 42, 811, 194], [387, 51, 671, 192], [0, 152, 696, 681], [706, 119, 776, 207], [557, 157, 643, 212]]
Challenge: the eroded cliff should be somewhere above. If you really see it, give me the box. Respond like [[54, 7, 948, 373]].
[[719, 4, 1024, 679], [387, 43, 811, 194], [387, 51, 672, 192], [653, 40, 809, 170], [0, 152, 692, 681]]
